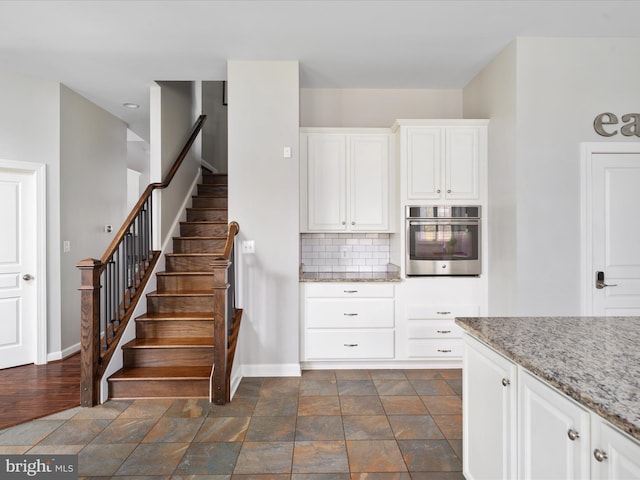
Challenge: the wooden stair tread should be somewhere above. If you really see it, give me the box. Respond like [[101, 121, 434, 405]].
[[180, 221, 227, 224], [124, 337, 214, 348], [148, 290, 217, 296], [157, 271, 216, 275], [165, 253, 226, 257], [109, 366, 212, 380], [174, 236, 227, 240], [136, 312, 214, 320]]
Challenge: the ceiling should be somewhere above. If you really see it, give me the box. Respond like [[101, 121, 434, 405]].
[[1, 0, 639, 141]]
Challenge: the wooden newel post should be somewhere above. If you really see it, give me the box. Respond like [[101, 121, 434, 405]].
[[212, 265, 230, 405], [77, 258, 103, 407]]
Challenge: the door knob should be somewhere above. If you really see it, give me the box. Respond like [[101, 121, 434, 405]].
[[595, 271, 617, 289], [23, 274, 34, 281]]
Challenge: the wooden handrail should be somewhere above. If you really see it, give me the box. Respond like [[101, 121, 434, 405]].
[[100, 114, 207, 266], [222, 221, 240, 259]]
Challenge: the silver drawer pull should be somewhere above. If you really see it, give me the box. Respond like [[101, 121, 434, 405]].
[[344, 343, 359, 347], [344, 290, 358, 293], [343, 313, 359, 316], [437, 349, 452, 353], [437, 330, 451, 334], [436, 311, 451, 315]]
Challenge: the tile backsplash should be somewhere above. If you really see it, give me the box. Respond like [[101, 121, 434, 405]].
[[300, 233, 393, 273]]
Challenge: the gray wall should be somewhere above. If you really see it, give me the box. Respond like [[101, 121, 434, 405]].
[[202, 81, 228, 173], [464, 37, 640, 316], [151, 81, 200, 244], [60, 85, 128, 351], [300, 88, 462, 127], [228, 61, 301, 376]]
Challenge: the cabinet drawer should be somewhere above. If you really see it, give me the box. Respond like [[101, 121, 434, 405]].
[[408, 320, 462, 339], [306, 283, 394, 298], [408, 339, 463, 358], [406, 304, 478, 320], [307, 298, 394, 328], [306, 330, 394, 359]]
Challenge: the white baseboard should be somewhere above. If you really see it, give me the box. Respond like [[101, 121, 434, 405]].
[[47, 342, 81, 362], [240, 363, 302, 378]]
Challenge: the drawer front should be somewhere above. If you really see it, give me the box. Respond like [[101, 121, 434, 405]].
[[306, 283, 394, 298], [408, 339, 463, 358], [408, 320, 463, 339], [307, 299, 394, 328], [406, 304, 478, 320], [306, 330, 395, 359]]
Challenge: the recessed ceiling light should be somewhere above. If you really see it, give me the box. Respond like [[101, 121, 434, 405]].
[[122, 102, 139, 109]]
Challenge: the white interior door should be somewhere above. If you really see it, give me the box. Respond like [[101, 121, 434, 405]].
[[0, 166, 39, 368], [584, 145, 640, 316]]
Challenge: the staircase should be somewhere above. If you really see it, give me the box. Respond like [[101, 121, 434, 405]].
[[107, 170, 235, 400]]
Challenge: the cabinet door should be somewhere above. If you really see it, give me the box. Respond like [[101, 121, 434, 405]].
[[445, 127, 479, 199], [350, 135, 390, 231], [307, 135, 347, 231], [519, 370, 591, 480], [463, 335, 517, 480], [406, 127, 442, 199], [591, 420, 640, 480]]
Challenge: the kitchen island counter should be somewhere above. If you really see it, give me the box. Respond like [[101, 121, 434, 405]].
[[455, 316, 640, 441]]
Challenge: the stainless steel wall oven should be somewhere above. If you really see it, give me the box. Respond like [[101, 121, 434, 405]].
[[406, 205, 481, 276]]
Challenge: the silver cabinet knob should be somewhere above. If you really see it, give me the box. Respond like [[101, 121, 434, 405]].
[[436, 189, 441, 194], [23, 274, 34, 281], [351, 221, 355, 225], [501, 378, 511, 387], [447, 189, 452, 193], [593, 449, 608, 462], [341, 221, 346, 225], [567, 429, 580, 441]]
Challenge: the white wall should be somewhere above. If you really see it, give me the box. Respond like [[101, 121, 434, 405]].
[[150, 81, 200, 243], [464, 37, 640, 316], [0, 71, 63, 357], [59, 85, 128, 352], [300, 88, 462, 127], [228, 61, 301, 376], [463, 41, 518, 316]]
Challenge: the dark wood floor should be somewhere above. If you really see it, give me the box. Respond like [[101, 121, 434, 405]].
[[0, 353, 80, 430]]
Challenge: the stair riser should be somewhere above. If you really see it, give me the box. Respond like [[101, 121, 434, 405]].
[[186, 209, 228, 222], [136, 321, 214, 338], [173, 238, 227, 254], [147, 295, 215, 313], [109, 379, 209, 399], [166, 256, 228, 272], [192, 196, 228, 208], [202, 174, 228, 185], [123, 348, 213, 368], [158, 274, 216, 291], [197, 185, 228, 196], [180, 223, 228, 237]]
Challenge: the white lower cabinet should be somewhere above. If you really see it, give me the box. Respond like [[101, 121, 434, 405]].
[[301, 283, 395, 362], [407, 304, 476, 361], [463, 334, 518, 480], [519, 369, 591, 480], [463, 334, 640, 480], [591, 420, 640, 480]]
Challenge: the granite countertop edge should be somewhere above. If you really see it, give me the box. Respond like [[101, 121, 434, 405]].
[[299, 271, 402, 283], [455, 316, 640, 442]]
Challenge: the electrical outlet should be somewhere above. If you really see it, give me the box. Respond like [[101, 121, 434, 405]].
[[63, 241, 71, 253], [104, 225, 113, 233], [340, 246, 349, 259], [242, 240, 255, 254]]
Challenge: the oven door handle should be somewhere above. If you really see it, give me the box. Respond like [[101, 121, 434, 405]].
[[408, 220, 479, 226]]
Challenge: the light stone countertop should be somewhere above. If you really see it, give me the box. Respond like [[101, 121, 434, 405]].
[[455, 316, 640, 442], [300, 271, 402, 282]]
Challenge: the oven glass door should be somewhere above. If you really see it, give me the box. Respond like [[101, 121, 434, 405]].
[[409, 221, 479, 261]]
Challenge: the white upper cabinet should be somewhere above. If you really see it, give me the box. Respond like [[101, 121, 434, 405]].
[[301, 129, 393, 232], [394, 120, 488, 203]]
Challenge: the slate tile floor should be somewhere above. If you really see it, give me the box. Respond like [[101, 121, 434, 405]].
[[0, 369, 463, 479]]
